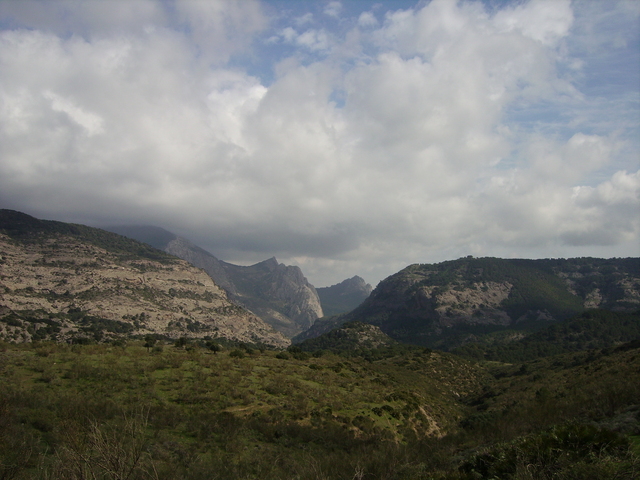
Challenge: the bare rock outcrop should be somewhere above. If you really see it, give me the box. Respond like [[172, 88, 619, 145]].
[[0, 210, 289, 347]]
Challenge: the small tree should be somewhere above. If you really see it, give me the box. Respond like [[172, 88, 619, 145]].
[[144, 335, 157, 353], [174, 337, 188, 349], [205, 341, 221, 354]]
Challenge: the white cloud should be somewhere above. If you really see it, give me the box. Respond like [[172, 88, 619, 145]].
[[44, 91, 104, 136], [295, 13, 314, 27], [324, 1, 342, 18], [175, 0, 267, 63], [0, 0, 637, 287], [358, 12, 378, 28], [493, 0, 573, 46], [0, 0, 165, 37], [295, 29, 331, 52], [278, 27, 332, 53]]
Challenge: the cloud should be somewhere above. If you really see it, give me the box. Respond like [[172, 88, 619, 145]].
[[324, 1, 342, 18], [44, 91, 105, 136], [493, 0, 573, 46], [277, 27, 332, 53], [175, 0, 267, 64], [0, 0, 165, 37], [0, 0, 638, 287], [358, 12, 378, 28]]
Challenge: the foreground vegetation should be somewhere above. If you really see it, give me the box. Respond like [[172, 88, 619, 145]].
[[1, 338, 638, 479]]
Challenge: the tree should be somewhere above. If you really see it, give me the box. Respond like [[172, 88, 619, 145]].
[[143, 335, 156, 353], [205, 340, 220, 354]]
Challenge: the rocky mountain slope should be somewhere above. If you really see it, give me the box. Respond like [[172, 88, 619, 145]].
[[107, 226, 324, 338], [220, 257, 323, 337], [316, 276, 372, 317], [0, 210, 288, 347], [301, 257, 640, 349]]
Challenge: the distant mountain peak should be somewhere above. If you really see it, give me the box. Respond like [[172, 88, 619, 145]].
[[316, 275, 373, 317], [339, 256, 640, 349], [104, 226, 323, 338], [254, 256, 279, 271], [329, 276, 373, 294]]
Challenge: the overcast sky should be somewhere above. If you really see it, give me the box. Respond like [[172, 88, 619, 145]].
[[1, 0, 638, 287]]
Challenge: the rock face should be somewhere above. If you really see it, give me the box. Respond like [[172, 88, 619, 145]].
[[303, 257, 640, 349], [316, 276, 373, 317], [0, 210, 289, 347], [164, 237, 236, 295], [107, 226, 324, 338], [220, 257, 323, 338]]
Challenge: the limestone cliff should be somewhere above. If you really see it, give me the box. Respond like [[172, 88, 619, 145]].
[[107, 226, 325, 338], [0, 210, 289, 347], [221, 257, 324, 338]]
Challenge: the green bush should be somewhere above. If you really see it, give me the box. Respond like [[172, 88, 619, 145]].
[[229, 349, 245, 358], [460, 423, 633, 479]]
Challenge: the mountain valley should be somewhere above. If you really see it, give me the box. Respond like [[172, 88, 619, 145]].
[[0, 209, 639, 479], [107, 226, 331, 337]]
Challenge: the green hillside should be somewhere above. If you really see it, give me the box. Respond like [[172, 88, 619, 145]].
[[0, 338, 638, 479], [453, 309, 640, 362], [1, 212, 639, 479]]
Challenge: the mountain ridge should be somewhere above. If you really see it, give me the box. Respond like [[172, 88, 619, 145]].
[[0, 210, 288, 347], [106, 226, 325, 338], [299, 256, 640, 349]]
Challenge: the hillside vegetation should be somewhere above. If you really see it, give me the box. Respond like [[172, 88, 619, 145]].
[[453, 309, 640, 362], [0, 338, 638, 479]]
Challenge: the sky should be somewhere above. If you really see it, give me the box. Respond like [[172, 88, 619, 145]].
[[0, 0, 638, 287]]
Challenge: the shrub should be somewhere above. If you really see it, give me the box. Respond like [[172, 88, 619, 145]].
[[460, 423, 632, 479], [229, 349, 245, 358]]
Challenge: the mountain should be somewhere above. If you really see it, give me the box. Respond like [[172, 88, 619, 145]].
[[219, 257, 323, 337], [0, 210, 288, 347], [302, 257, 640, 349], [106, 226, 323, 337], [316, 276, 373, 317]]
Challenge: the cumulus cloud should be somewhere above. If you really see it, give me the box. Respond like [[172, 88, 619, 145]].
[[0, 0, 638, 286]]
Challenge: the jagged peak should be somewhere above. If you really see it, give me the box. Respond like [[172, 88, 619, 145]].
[[251, 256, 279, 271]]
